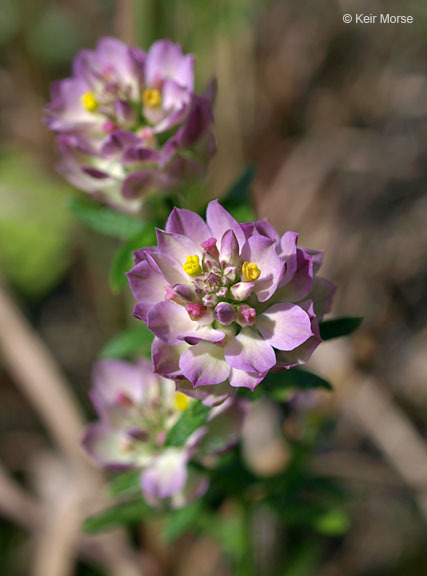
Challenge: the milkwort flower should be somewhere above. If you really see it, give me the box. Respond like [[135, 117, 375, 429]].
[[127, 201, 336, 397], [45, 38, 215, 211], [83, 359, 245, 508]]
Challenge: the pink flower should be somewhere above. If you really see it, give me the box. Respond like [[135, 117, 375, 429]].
[[127, 201, 336, 395]]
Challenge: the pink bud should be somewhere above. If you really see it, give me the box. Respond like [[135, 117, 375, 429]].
[[201, 237, 219, 259], [186, 302, 204, 320], [115, 393, 134, 407], [236, 304, 256, 326], [103, 121, 117, 133]]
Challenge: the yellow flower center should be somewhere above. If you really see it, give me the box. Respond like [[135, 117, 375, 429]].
[[81, 91, 99, 112], [143, 88, 162, 108], [183, 254, 202, 277], [242, 261, 261, 281], [174, 392, 190, 411]]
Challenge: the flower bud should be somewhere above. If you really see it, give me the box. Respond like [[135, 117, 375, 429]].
[[214, 302, 235, 325], [220, 230, 240, 267], [115, 99, 137, 127], [223, 266, 237, 283], [216, 287, 228, 298], [201, 237, 219, 259], [202, 293, 218, 307], [236, 304, 256, 326], [230, 281, 255, 301], [186, 302, 204, 320]]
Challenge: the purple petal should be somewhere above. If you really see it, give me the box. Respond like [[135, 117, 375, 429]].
[[254, 219, 280, 242], [275, 300, 322, 367], [280, 232, 298, 285], [82, 423, 138, 469], [45, 77, 101, 133], [171, 94, 214, 147], [145, 40, 194, 91], [179, 342, 230, 386], [147, 301, 224, 346], [127, 260, 168, 322], [152, 338, 188, 378], [144, 250, 191, 285], [228, 368, 267, 390], [156, 229, 202, 264], [165, 207, 211, 245], [274, 248, 313, 302], [206, 200, 246, 249], [121, 170, 159, 199], [256, 302, 313, 351], [122, 146, 161, 165], [310, 277, 336, 320], [241, 235, 284, 302], [141, 449, 188, 503], [224, 327, 276, 374], [176, 379, 232, 407], [92, 359, 147, 411], [302, 248, 324, 274], [101, 130, 140, 157]]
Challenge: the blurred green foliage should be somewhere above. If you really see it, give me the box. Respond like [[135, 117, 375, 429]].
[[0, 150, 73, 298]]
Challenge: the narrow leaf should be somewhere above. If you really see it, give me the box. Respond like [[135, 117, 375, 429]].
[[164, 400, 210, 447], [100, 325, 154, 360], [68, 197, 144, 239], [266, 368, 332, 402], [107, 469, 142, 497], [319, 317, 363, 340], [163, 501, 204, 542], [83, 499, 152, 533]]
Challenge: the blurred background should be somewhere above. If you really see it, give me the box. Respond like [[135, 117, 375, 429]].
[[0, 0, 427, 574]]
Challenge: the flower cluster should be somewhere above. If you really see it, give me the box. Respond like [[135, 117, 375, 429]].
[[45, 38, 215, 212], [127, 201, 336, 397], [83, 359, 245, 508]]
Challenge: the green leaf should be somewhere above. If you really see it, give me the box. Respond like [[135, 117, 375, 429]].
[[0, 150, 73, 298], [266, 368, 332, 402], [83, 499, 152, 534], [319, 317, 363, 340], [313, 509, 350, 536], [163, 501, 204, 542], [68, 197, 144, 239], [109, 227, 156, 293], [107, 470, 142, 498], [100, 325, 154, 360], [164, 400, 211, 447]]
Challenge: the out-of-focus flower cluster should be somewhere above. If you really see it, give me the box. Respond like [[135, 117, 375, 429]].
[[127, 201, 336, 401], [83, 359, 245, 508], [45, 38, 215, 212]]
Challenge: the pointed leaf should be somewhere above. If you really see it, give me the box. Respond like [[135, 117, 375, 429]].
[[164, 400, 210, 447], [68, 197, 144, 239], [83, 498, 152, 533], [319, 317, 363, 340], [100, 326, 154, 360]]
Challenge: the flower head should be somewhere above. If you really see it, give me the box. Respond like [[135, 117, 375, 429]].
[[45, 38, 215, 211], [83, 358, 245, 507], [127, 201, 336, 394]]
